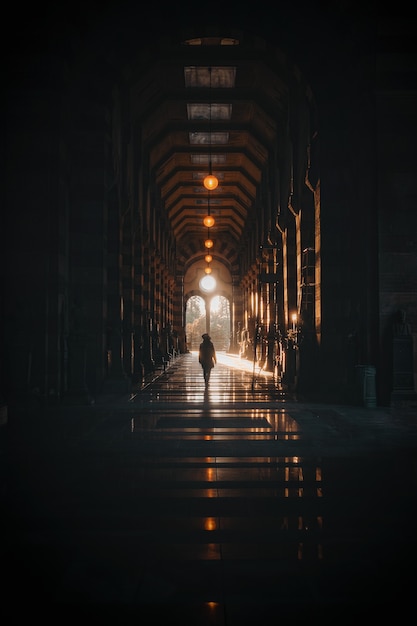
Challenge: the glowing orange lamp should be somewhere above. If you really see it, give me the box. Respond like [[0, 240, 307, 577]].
[[203, 214, 215, 228], [203, 173, 218, 190]]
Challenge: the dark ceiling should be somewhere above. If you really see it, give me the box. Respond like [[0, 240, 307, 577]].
[[7, 2, 372, 276], [129, 33, 294, 273]]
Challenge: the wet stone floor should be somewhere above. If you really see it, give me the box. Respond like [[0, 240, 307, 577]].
[[2, 351, 417, 624]]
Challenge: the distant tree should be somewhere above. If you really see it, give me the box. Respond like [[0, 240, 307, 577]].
[[186, 296, 205, 350], [210, 296, 230, 350], [187, 296, 204, 324]]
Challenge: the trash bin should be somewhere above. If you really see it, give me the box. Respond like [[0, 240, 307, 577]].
[[355, 365, 377, 408]]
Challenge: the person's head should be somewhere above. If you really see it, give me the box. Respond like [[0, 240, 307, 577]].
[[202, 333, 211, 341]]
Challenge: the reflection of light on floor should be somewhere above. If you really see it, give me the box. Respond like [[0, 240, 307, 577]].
[[204, 517, 217, 531], [191, 350, 275, 377]]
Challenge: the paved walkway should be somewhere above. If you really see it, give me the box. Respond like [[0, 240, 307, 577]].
[[2, 352, 417, 624]]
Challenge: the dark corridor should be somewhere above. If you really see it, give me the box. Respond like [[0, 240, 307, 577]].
[[2, 352, 417, 623]]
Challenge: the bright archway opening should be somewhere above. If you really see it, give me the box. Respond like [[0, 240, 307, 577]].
[[185, 294, 230, 352], [185, 295, 205, 351], [210, 295, 230, 351]]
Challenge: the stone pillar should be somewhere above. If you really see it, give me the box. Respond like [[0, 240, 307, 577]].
[[391, 310, 417, 407]]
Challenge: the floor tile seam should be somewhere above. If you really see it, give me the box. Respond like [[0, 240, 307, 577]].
[[130, 428, 417, 440], [67, 452, 326, 461], [128, 404, 294, 411], [124, 479, 322, 486], [130, 493, 323, 501], [135, 399, 417, 424], [130, 411, 290, 416], [149, 425, 279, 429], [91, 437, 309, 445], [132, 432, 298, 438], [18, 529, 328, 541], [132, 489, 322, 497], [88, 435, 417, 449], [133, 403, 291, 410], [64, 447, 354, 458], [60, 446, 318, 457], [136, 437, 283, 442], [128, 432, 293, 437], [71, 442, 385, 455], [61, 485, 324, 494], [79, 495, 325, 507], [94, 464, 319, 471], [32, 501, 325, 516], [82, 459, 317, 466], [18, 511, 327, 522], [29, 488, 325, 497], [96, 428, 308, 448], [12, 531, 398, 552], [176, 432, 301, 440], [65, 448, 400, 461], [15, 515, 328, 529]]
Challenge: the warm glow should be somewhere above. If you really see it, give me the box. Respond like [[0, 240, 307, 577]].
[[291, 312, 297, 331], [200, 274, 216, 292], [204, 517, 217, 531], [203, 214, 215, 227], [205, 266, 212, 274], [205, 238, 213, 248], [205, 254, 212, 263], [203, 174, 218, 190]]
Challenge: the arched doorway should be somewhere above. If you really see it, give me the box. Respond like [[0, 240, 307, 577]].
[[185, 294, 230, 352], [185, 295, 205, 352]]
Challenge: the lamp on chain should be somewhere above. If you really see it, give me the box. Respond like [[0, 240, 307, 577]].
[[203, 188, 215, 228], [203, 66, 218, 191], [203, 213, 215, 228], [204, 227, 213, 249], [203, 173, 218, 191]]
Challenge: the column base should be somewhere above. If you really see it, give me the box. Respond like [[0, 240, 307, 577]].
[[391, 390, 417, 408]]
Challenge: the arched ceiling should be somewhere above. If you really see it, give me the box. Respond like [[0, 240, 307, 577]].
[[129, 33, 292, 275], [8, 6, 319, 281], [7, 3, 374, 283]]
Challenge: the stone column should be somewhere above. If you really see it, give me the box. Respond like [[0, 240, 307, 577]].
[[391, 310, 417, 407]]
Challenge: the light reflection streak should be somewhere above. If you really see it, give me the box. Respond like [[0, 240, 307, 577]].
[[130, 353, 325, 565], [204, 517, 218, 531]]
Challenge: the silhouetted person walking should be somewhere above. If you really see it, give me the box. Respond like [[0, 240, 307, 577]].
[[198, 333, 217, 386]]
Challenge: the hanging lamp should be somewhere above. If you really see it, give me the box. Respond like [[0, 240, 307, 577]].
[[203, 186, 215, 227], [203, 213, 215, 228], [203, 173, 218, 191], [205, 226, 213, 249], [203, 66, 218, 191]]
